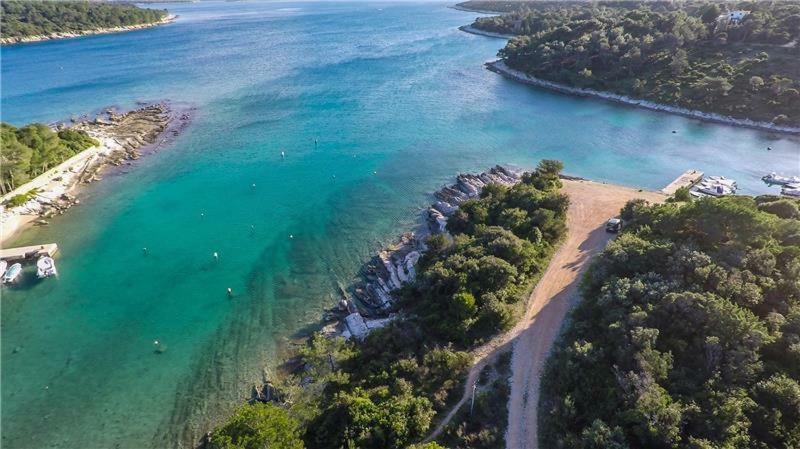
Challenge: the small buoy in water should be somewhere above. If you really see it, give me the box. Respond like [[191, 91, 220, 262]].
[[200, 212, 205, 218], [332, 174, 336, 179], [373, 171, 377, 175], [227, 288, 233, 297], [281, 151, 286, 159], [154, 340, 167, 354], [213, 251, 219, 261], [289, 234, 294, 239], [252, 183, 256, 188], [142, 247, 149, 255]]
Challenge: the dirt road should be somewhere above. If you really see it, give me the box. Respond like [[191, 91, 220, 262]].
[[423, 179, 664, 445]]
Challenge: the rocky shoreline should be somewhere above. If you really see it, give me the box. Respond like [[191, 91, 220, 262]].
[[486, 60, 800, 135], [0, 102, 192, 243], [0, 14, 177, 45], [321, 165, 523, 340]]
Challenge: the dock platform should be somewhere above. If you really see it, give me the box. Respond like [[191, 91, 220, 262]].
[[0, 243, 59, 262], [662, 170, 703, 195]]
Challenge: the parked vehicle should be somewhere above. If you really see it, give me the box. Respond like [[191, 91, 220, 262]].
[[605, 217, 622, 233]]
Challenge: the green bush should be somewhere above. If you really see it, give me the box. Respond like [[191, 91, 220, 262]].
[[208, 402, 304, 449]]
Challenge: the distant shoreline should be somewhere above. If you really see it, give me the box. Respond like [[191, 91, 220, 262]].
[[486, 60, 800, 135], [458, 24, 514, 39], [449, 4, 501, 15], [0, 14, 177, 46]]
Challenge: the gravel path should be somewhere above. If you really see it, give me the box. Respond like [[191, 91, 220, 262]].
[[423, 179, 664, 445], [504, 180, 664, 449]]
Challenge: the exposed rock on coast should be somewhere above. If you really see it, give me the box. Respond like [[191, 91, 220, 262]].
[[324, 165, 522, 340], [0, 102, 192, 243]]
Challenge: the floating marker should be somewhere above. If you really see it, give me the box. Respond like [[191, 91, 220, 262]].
[[281, 151, 285, 159], [252, 183, 256, 188], [289, 234, 294, 239], [213, 251, 219, 261]]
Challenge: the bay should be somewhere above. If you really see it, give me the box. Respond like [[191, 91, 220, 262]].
[[1, 2, 797, 448]]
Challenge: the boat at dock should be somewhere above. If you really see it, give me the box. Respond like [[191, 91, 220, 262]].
[[763, 172, 800, 185], [2, 263, 23, 284], [690, 175, 738, 197], [36, 256, 58, 278]]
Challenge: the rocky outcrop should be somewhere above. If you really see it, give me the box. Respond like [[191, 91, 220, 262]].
[[351, 165, 522, 315]]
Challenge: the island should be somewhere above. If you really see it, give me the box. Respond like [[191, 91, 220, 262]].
[[1, 0, 174, 45], [458, 0, 800, 130]]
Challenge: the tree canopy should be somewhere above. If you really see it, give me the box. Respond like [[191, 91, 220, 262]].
[[468, 1, 800, 125], [208, 402, 305, 449], [1, 0, 167, 40], [1, 122, 98, 195], [539, 194, 800, 448]]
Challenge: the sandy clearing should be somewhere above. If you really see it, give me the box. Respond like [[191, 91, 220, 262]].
[[423, 179, 664, 445]]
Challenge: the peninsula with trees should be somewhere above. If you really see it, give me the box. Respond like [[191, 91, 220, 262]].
[[1, 0, 173, 45], [460, 1, 800, 128]]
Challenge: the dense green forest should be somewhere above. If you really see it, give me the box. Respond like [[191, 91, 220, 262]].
[[539, 194, 800, 448], [465, 1, 800, 125], [206, 161, 569, 449], [1, 122, 98, 195], [1, 1, 167, 40]]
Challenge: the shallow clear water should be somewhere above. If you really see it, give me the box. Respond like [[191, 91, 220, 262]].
[[1, 2, 798, 448]]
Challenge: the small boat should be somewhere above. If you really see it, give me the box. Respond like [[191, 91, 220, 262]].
[[0, 260, 7, 278], [706, 176, 737, 189], [763, 172, 800, 185], [692, 181, 734, 197], [2, 263, 23, 284], [36, 256, 57, 279]]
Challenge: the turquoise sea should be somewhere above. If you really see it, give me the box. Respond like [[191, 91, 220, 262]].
[[1, 2, 798, 448]]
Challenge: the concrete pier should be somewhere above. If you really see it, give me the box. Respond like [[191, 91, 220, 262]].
[[0, 243, 58, 262], [662, 169, 703, 195]]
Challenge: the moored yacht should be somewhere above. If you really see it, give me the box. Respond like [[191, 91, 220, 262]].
[[36, 256, 58, 278], [763, 172, 800, 185]]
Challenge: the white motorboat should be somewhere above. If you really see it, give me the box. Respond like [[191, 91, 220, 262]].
[[693, 181, 734, 197], [36, 256, 57, 279], [0, 260, 7, 278], [706, 175, 737, 189], [763, 172, 800, 185], [2, 263, 22, 284]]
